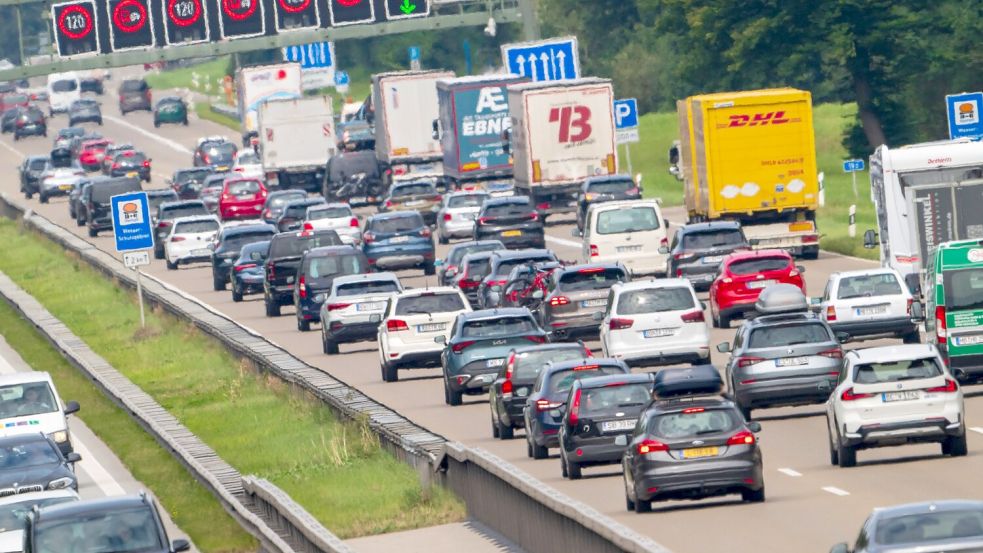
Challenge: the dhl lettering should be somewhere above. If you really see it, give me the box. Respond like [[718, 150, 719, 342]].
[[726, 111, 795, 128]]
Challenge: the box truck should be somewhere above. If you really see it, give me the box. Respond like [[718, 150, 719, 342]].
[[257, 96, 335, 193], [235, 63, 302, 147]]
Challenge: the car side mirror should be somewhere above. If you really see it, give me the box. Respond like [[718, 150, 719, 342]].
[[659, 245, 668, 254], [796, 265, 806, 274], [863, 229, 877, 249], [532, 289, 544, 299], [64, 400, 80, 415], [172, 539, 191, 553], [592, 311, 604, 322], [910, 301, 924, 321], [716, 342, 731, 353], [829, 543, 849, 553], [571, 228, 582, 238], [434, 335, 446, 344], [835, 332, 851, 344], [747, 421, 762, 432], [66, 452, 81, 464]]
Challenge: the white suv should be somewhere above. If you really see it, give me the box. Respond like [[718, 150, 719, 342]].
[[319, 273, 402, 355], [303, 203, 362, 246], [0, 372, 80, 456], [826, 344, 965, 468], [164, 215, 220, 270], [818, 268, 921, 343], [377, 287, 471, 382], [599, 279, 710, 367]]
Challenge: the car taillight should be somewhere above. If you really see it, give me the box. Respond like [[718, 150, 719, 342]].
[[609, 318, 633, 330], [171, 236, 185, 242], [327, 303, 351, 311], [589, 244, 599, 257], [420, 227, 431, 238], [452, 340, 475, 354], [568, 389, 582, 425], [549, 296, 570, 307], [636, 439, 668, 455], [674, 253, 689, 260], [143, 160, 150, 168], [536, 202, 550, 211], [660, 236, 668, 249], [363, 232, 375, 244], [819, 347, 843, 359], [443, 213, 452, 221], [234, 263, 257, 272], [234, 167, 244, 172], [384, 200, 393, 208], [840, 387, 874, 401], [524, 335, 547, 344], [263, 209, 272, 219], [302, 222, 314, 231], [681, 310, 704, 323], [907, 298, 914, 316], [386, 319, 409, 332], [112, 163, 120, 169], [926, 379, 959, 393], [726, 430, 756, 446], [266, 263, 275, 281], [936, 306, 947, 344], [502, 353, 516, 396], [826, 305, 837, 321], [535, 399, 562, 412], [802, 235, 819, 244], [202, 154, 211, 164], [298, 275, 307, 299], [736, 356, 764, 368], [350, 217, 359, 227], [527, 212, 539, 221], [459, 279, 478, 290], [478, 216, 491, 225], [626, 187, 640, 195]]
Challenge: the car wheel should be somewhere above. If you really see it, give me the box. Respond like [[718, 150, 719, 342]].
[[265, 299, 281, 317], [165, 259, 177, 270], [828, 426, 840, 466], [739, 404, 752, 422], [565, 455, 582, 480], [438, 232, 448, 245], [232, 287, 243, 302], [529, 435, 548, 459], [154, 247, 164, 260], [497, 419, 514, 440], [801, 246, 820, 260], [97, 119, 103, 126], [38, 193, 46, 204], [447, 385, 463, 406], [945, 433, 968, 457], [87, 227, 97, 238], [382, 362, 398, 383], [297, 317, 311, 332], [634, 496, 652, 514], [183, 118, 189, 126], [323, 338, 339, 355], [424, 261, 436, 276], [624, 480, 636, 512], [75, 215, 84, 227], [24, 190, 32, 200], [837, 441, 857, 468], [491, 415, 500, 438], [741, 485, 765, 503], [153, 119, 160, 128], [902, 330, 921, 344], [560, 452, 567, 477], [213, 276, 226, 291]]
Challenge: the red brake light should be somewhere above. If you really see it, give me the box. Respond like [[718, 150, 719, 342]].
[[170, 236, 185, 242], [573, 364, 600, 371], [420, 227, 432, 238], [478, 217, 491, 225], [452, 340, 476, 353], [660, 236, 668, 249], [589, 244, 599, 257], [502, 353, 516, 396], [682, 407, 705, 414], [386, 319, 409, 332], [302, 222, 314, 232], [443, 213, 452, 221], [350, 217, 359, 227], [234, 263, 257, 272], [681, 310, 704, 323], [536, 202, 550, 211], [819, 348, 843, 359], [385, 200, 393, 208], [298, 275, 307, 299], [577, 267, 605, 274], [840, 387, 874, 401], [737, 356, 764, 368], [535, 399, 562, 412], [142, 160, 151, 168], [727, 430, 756, 446], [569, 389, 582, 425], [327, 303, 351, 311], [363, 232, 375, 244], [636, 439, 668, 455], [524, 335, 546, 344], [926, 379, 959, 393], [826, 305, 837, 321], [609, 318, 633, 330], [527, 212, 539, 221], [936, 306, 947, 344], [549, 296, 570, 307], [112, 163, 120, 169]]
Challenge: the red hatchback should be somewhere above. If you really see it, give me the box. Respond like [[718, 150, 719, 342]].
[[709, 249, 805, 328], [78, 139, 112, 172], [219, 178, 267, 221]]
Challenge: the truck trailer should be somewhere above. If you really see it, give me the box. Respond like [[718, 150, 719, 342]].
[[257, 96, 335, 193], [235, 63, 302, 147]]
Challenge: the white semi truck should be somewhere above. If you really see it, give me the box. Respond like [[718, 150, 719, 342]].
[[257, 96, 335, 193]]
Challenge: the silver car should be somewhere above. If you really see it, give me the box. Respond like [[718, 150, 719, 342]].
[[437, 191, 490, 244], [830, 500, 983, 552]]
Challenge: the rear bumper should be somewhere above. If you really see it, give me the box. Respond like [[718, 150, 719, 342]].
[[563, 437, 630, 465], [296, 299, 324, 322], [546, 316, 601, 340], [220, 204, 263, 220], [606, 338, 710, 368], [445, 364, 500, 393], [736, 376, 837, 409], [947, 354, 983, 383], [265, 284, 294, 304], [843, 419, 963, 448], [388, 349, 442, 369], [829, 317, 918, 340], [324, 321, 380, 344], [676, 266, 719, 290], [636, 458, 762, 502]]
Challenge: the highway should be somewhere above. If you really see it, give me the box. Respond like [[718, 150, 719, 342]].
[[1, 81, 980, 553]]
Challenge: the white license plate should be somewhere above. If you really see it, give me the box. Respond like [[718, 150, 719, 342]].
[[617, 245, 642, 253], [856, 305, 889, 316], [581, 299, 607, 307], [747, 279, 777, 289], [405, 200, 425, 207], [643, 328, 675, 338], [601, 420, 636, 432], [486, 358, 505, 368], [286, 276, 295, 284], [357, 302, 386, 311], [191, 248, 211, 256], [417, 323, 445, 333], [349, 196, 367, 203], [703, 256, 724, 263], [882, 391, 920, 403], [776, 356, 808, 367], [389, 236, 410, 243], [955, 334, 983, 346]]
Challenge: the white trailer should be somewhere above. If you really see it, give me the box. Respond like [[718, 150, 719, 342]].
[[235, 63, 302, 146], [372, 70, 455, 168], [257, 96, 336, 193]]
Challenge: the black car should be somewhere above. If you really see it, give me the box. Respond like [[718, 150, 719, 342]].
[[666, 221, 751, 291], [0, 433, 81, 493], [538, 263, 629, 341], [26, 492, 190, 553], [19, 155, 49, 199], [118, 78, 152, 114], [13, 106, 46, 140], [106, 150, 151, 182], [474, 196, 545, 249], [210, 223, 277, 291], [67, 98, 102, 126], [276, 198, 326, 233], [1, 106, 24, 133], [153, 200, 210, 259], [79, 75, 104, 94], [144, 189, 179, 225], [263, 229, 344, 317], [69, 178, 91, 223], [262, 189, 308, 224], [193, 138, 237, 172], [576, 175, 641, 231], [455, 250, 495, 308], [231, 241, 270, 302], [559, 373, 654, 479], [337, 119, 375, 152], [323, 150, 387, 206], [489, 343, 593, 440], [168, 167, 214, 200], [293, 245, 370, 331], [479, 249, 559, 309], [437, 240, 505, 287], [82, 177, 143, 237]]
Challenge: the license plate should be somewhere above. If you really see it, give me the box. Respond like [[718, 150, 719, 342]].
[[955, 334, 983, 346], [357, 302, 386, 311], [882, 391, 920, 402], [389, 236, 410, 243], [502, 230, 522, 237], [601, 420, 635, 432], [126, 171, 138, 177], [59, 184, 72, 191], [191, 248, 211, 256], [349, 196, 367, 203], [286, 276, 295, 284], [776, 356, 808, 367], [486, 358, 505, 368], [643, 328, 676, 338], [682, 446, 719, 459], [406, 200, 425, 207], [747, 279, 777, 289], [617, 245, 642, 253], [581, 299, 607, 307], [856, 305, 888, 316], [417, 323, 445, 333], [703, 256, 724, 263]]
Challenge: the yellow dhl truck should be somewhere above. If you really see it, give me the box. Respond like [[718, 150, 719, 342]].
[[672, 88, 821, 259]]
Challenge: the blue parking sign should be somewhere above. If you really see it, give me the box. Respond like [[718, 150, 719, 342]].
[[111, 192, 154, 253]]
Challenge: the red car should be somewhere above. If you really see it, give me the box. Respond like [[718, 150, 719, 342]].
[[708, 249, 805, 328], [77, 139, 112, 172], [218, 178, 267, 221]]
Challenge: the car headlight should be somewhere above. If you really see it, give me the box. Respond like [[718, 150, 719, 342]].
[[314, 293, 326, 303], [48, 477, 74, 490], [49, 431, 68, 443]]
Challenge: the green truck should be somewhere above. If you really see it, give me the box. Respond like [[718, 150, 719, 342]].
[[927, 239, 983, 382]]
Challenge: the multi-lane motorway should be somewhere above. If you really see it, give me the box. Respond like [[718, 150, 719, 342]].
[[2, 80, 980, 553]]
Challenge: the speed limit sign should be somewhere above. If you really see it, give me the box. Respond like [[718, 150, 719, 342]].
[[52, 0, 100, 58], [162, 0, 209, 45]]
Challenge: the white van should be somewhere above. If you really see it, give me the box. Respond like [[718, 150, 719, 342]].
[[580, 200, 669, 276], [0, 372, 80, 455], [46, 72, 81, 116]]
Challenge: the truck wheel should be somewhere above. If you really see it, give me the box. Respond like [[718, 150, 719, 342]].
[[902, 330, 920, 344], [801, 246, 820, 260]]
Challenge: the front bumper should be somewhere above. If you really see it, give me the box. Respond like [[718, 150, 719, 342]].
[[830, 317, 918, 340]]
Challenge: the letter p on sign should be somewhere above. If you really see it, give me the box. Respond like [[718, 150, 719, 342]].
[[614, 98, 638, 130]]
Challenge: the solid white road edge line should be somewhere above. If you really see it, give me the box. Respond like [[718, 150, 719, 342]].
[[822, 486, 850, 496], [103, 115, 193, 155], [777, 468, 802, 477]]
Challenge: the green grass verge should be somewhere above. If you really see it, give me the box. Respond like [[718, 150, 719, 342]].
[[145, 58, 231, 96], [619, 102, 877, 260], [194, 102, 241, 132], [0, 287, 255, 552], [0, 220, 465, 538]]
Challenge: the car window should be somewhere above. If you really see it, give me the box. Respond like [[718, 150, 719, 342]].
[[118, 151, 146, 163], [28, 158, 47, 170], [558, 268, 627, 291], [392, 183, 436, 196], [91, 181, 141, 203], [329, 153, 379, 179], [285, 203, 315, 217], [944, 268, 983, 311], [227, 180, 260, 195], [175, 169, 212, 185], [0, 382, 57, 418], [449, 244, 499, 266], [461, 316, 537, 339], [681, 229, 746, 250], [35, 506, 164, 553], [448, 194, 488, 208], [587, 180, 634, 195], [162, 205, 207, 220], [269, 233, 342, 258], [307, 255, 366, 279], [495, 256, 555, 276], [308, 206, 351, 220], [223, 231, 274, 251], [465, 258, 491, 280], [728, 257, 791, 275], [548, 366, 625, 394], [369, 215, 423, 233], [120, 79, 147, 92], [147, 193, 178, 212], [747, 322, 832, 348], [649, 408, 739, 439], [0, 440, 60, 468], [513, 348, 587, 380], [0, 495, 76, 531], [581, 383, 651, 414], [875, 509, 983, 545], [51, 79, 77, 92], [853, 358, 943, 384], [395, 293, 465, 315], [336, 280, 400, 296], [483, 202, 534, 218], [174, 220, 219, 234], [269, 192, 306, 208], [838, 273, 903, 299], [203, 143, 236, 158], [616, 287, 694, 315], [596, 206, 659, 235]]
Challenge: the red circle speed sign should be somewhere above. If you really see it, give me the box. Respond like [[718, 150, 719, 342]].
[[167, 0, 202, 26], [113, 0, 147, 33], [222, 0, 256, 21], [58, 4, 94, 40], [278, 0, 310, 14]]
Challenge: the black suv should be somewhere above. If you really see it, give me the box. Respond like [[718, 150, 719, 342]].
[[210, 223, 277, 291], [323, 150, 386, 206], [293, 245, 370, 331], [576, 175, 641, 231], [118, 78, 152, 114], [193, 138, 237, 172], [153, 200, 210, 259], [474, 196, 545, 249], [145, 189, 179, 224], [19, 154, 49, 199], [83, 177, 143, 237], [666, 221, 750, 291], [277, 198, 326, 233], [12, 106, 46, 141], [168, 167, 214, 200], [263, 229, 343, 317]]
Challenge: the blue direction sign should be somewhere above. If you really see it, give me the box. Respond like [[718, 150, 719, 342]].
[[946, 92, 983, 140], [843, 159, 865, 172], [501, 36, 579, 82], [408, 45, 420, 62], [334, 70, 349, 86], [282, 41, 334, 70], [614, 98, 638, 129], [111, 192, 153, 252]]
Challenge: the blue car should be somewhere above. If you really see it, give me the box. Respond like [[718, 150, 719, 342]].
[[231, 241, 269, 302], [523, 358, 630, 459], [362, 211, 436, 275], [210, 223, 276, 291]]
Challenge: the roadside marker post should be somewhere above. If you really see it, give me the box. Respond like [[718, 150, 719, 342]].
[[848, 204, 856, 238]]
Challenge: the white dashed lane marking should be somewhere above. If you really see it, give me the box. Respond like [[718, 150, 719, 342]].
[[822, 486, 850, 497], [777, 468, 802, 477]]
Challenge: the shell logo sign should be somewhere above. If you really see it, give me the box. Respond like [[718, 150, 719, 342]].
[[117, 200, 144, 225]]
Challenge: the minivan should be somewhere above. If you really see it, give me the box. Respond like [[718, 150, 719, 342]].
[[84, 176, 143, 237], [46, 72, 80, 116], [580, 200, 668, 277], [926, 239, 983, 383]]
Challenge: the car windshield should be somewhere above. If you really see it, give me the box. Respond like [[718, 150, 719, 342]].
[[548, 366, 625, 394], [449, 194, 488, 208], [223, 231, 274, 252], [162, 205, 208, 220], [306, 255, 366, 279], [748, 322, 831, 348], [203, 143, 236, 160], [581, 383, 651, 414], [650, 408, 739, 439], [0, 495, 75, 532], [329, 154, 378, 179], [587, 180, 634, 195], [496, 256, 555, 276], [369, 215, 423, 234], [853, 358, 943, 384], [308, 206, 351, 220], [269, 232, 342, 258], [513, 347, 588, 380], [392, 183, 436, 197], [0, 382, 57, 418], [51, 79, 77, 92], [558, 268, 627, 291], [0, 440, 60, 468], [395, 293, 465, 315], [227, 180, 260, 195], [174, 220, 219, 234], [681, 229, 746, 250], [120, 80, 146, 92], [483, 202, 534, 218], [461, 316, 537, 339], [728, 257, 790, 276], [464, 258, 491, 280], [596, 206, 659, 235], [269, 192, 306, 209], [35, 506, 164, 553], [875, 509, 983, 545], [448, 243, 500, 266], [336, 280, 400, 296], [617, 287, 694, 315], [838, 273, 903, 299]]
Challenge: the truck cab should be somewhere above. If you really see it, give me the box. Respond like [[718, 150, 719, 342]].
[[926, 239, 983, 384]]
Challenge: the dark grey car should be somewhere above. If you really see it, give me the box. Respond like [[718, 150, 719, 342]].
[[830, 500, 983, 553], [539, 263, 629, 341], [67, 99, 102, 126], [438, 240, 504, 287], [0, 434, 81, 493], [666, 222, 750, 291]]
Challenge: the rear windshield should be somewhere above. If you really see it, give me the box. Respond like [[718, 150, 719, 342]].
[[161, 205, 208, 220], [117, 151, 146, 164], [175, 169, 212, 185], [228, 180, 261, 195], [681, 229, 746, 250], [464, 258, 491, 280], [558, 268, 627, 291], [269, 232, 341, 258], [51, 79, 77, 92], [239, 244, 269, 262], [309, 206, 351, 220], [392, 183, 436, 197], [329, 154, 378, 179], [596, 206, 659, 235], [369, 215, 423, 233], [495, 255, 555, 276], [875, 509, 983, 545], [581, 383, 651, 415], [28, 158, 48, 170], [203, 143, 236, 159], [616, 287, 694, 315], [73, 99, 98, 108], [120, 80, 147, 92], [336, 280, 400, 296], [748, 322, 832, 348], [513, 347, 588, 380], [838, 273, 903, 299], [483, 202, 534, 218], [461, 316, 537, 339], [449, 194, 488, 208], [306, 254, 366, 279], [944, 268, 983, 311], [395, 293, 465, 315], [4, 94, 27, 104], [285, 203, 319, 217], [174, 220, 219, 234], [853, 358, 943, 384], [147, 192, 178, 211], [268, 192, 306, 208], [91, 181, 140, 203], [728, 257, 790, 276], [587, 180, 634, 194], [223, 231, 274, 251], [449, 243, 500, 266], [548, 366, 625, 394], [649, 408, 740, 439]]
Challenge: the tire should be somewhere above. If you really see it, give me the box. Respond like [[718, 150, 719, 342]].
[[182, 118, 189, 126], [97, 119, 103, 126], [837, 441, 857, 468], [232, 287, 243, 303], [165, 259, 177, 270], [497, 419, 514, 440], [438, 233, 449, 245], [565, 454, 582, 480], [742, 486, 766, 503], [739, 404, 752, 422], [529, 435, 548, 459], [625, 487, 636, 512], [828, 428, 839, 466], [902, 330, 921, 344], [264, 298, 281, 317], [634, 497, 652, 514], [491, 416, 500, 439], [297, 316, 311, 332], [323, 338, 339, 355], [23, 189, 32, 200], [154, 246, 164, 260], [75, 215, 84, 227], [213, 276, 226, 291], [801, 246, 820, 260], [946, 433, 968, 457], [153, 120, 160, 128], [38, 193, 47, 204], [424, 261, 436, 276], [87, 227, 97, 238], [382, 362, 398, 382], [446, 385, 463, 406]]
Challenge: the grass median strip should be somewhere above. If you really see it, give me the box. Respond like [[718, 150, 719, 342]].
[[0, 293, 256, 552], [0, 219, 465, 537], [194, 102, 241, 132]]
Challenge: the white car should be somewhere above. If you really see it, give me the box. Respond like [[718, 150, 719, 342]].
[[0, 372, 80, 456], [0, 489, 79, 553], [303, 203, 362, 245], [826, 344, 965, 468], [231, 150, 264, 180], [163, 215, 220, 270], [599, 278, 710, 367], [378, 287, 472, 382], [436, 191, 489, 244], [38, 163, 85, 204], [319, 273, 403, 355], [581, 200, 668, 276], [817, 268, 921, 343]]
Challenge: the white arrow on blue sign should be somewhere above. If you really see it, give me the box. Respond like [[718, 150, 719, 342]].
[[843, 159, 865, 172], [334, 71, 350, 86], [283, 41, 334, 70], [501, 37, 579, 83], [614, 98, 639, 129]]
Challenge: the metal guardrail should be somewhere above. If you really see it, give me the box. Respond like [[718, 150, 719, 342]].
[[243, 477, 356, 553]]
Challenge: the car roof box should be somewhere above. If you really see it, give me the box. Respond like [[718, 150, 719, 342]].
[[653, 365, 723, 398], [753, 283, 808, 315]]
